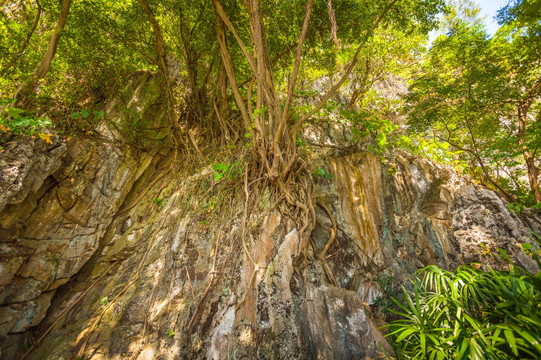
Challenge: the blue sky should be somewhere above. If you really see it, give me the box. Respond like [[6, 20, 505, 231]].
[[428, 0, 510, 43], [476, 0, 509, 34]]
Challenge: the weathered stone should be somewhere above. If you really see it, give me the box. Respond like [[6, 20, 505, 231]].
[[0, 139, 66, 213], [0, 290, 55, 337], [2, 76, 540, 359]]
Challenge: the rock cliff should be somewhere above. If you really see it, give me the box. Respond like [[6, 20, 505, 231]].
[[1, 76, 539, 359]]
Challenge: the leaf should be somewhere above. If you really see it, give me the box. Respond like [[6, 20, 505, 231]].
[[0, 97, 16, 106], [81, 109, 90, 118], [214, 172, 224, 182], [0, 124, 9, 132], [93, 110, 105, 119], [504, 329, 518, 356], [213, 163, 229, 172], [70, 112, 80, 118], [5, 107, 24, 118], [38, 133, 53, 144], [12, 117, 30, 128], [395, 328, 417, 342]]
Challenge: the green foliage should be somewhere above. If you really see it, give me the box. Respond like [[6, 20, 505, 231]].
[[212, 162, 241, 182], [152, 197, 168, 211], [47, 253, 58, 266], [373, 274, 399, 314], [386, 239, 541, 359], [168, 330, 175, 338], [99, 296, 108, 306], [341, 108, 400, 154], [313, 167, 333, 180], [507, 202, 524, 214], [0, 98, 52, 137], [70, 109, 104, 121], [406, 9, 541, 203], [386, 165, 397, 176]]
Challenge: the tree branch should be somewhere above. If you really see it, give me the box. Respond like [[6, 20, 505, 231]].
[[1, 0, 41, 78], [290, 0, 399, 140], [277, 0, 314, 145]]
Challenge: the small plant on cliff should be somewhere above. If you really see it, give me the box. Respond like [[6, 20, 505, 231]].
[[67, 108, 104, 135], [0, 98, 52, 140], [47, 253, 58, 266], [212, 162, 241, 182], [152, 197, 168, 211], [312, 167, 333, 180], [373, 274, 399, 315], [507, 202, 523, 214], [384, 239, 541, 359]]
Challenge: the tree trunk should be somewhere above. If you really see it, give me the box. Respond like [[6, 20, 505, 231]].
[[1, 0, 41, 78], [136, 0, 188, 149], [518, 106, 541, 203], [15, 0, 71, 102], [136, 0, 174, 107]]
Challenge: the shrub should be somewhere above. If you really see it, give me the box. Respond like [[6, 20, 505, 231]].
[[385, 239, 541, 359]]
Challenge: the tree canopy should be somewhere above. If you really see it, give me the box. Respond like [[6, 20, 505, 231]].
[[1, 0, 540, 209]]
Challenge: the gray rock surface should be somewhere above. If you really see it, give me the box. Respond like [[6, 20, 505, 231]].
[[1, 78, 539, 359]]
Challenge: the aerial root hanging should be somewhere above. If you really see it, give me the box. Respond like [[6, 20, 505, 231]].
[[76, 193, 174, 359], [21, 261, 119, 360], [317, 202, 337, 258]]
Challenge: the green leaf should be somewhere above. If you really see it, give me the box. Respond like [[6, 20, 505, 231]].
[[213, 163, 229, 172], [81, 109, 90, 118], [70, 112, 80, 118], [395, 328, 416, 342], [93, 110, 105, 119], [214, 172, 223, 182], [504, 328, 518, 356], [5, 107, 24, 118], [12, 117, 30, 128]]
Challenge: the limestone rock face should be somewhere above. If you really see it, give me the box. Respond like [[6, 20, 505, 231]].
[[0, 74, 167, 357], [1, 79, 539, 359], [0, 136, 67, 215]]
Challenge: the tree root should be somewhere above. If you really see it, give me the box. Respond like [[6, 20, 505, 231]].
[[77, 195, 173, 359], [21, 261, 119, 360], [317, 202, 337, 258]]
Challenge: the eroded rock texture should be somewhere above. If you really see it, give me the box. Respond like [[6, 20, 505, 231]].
[[1, 78, 539, 359]]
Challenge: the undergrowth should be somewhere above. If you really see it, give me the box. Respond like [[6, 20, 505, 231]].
[[384, 237, 541, 360]]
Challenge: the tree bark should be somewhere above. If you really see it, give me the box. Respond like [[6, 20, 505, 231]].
[[15, 0, 71, 102], [136, 0, 174, 107], [1, 0, 41, 78], [213, 6, 251, 131], [518, 105, 541, 202], [136, 0, 188, 148]]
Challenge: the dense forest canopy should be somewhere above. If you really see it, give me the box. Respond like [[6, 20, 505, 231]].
[[0, 0, 540, 209]]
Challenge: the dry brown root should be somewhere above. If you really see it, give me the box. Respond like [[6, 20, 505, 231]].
[[183, 244, 234, 333], [317, 202, 337, 258], [21, 261, 119, 359], [77, 195, 173, 359], [321, 259, 338, 287]]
